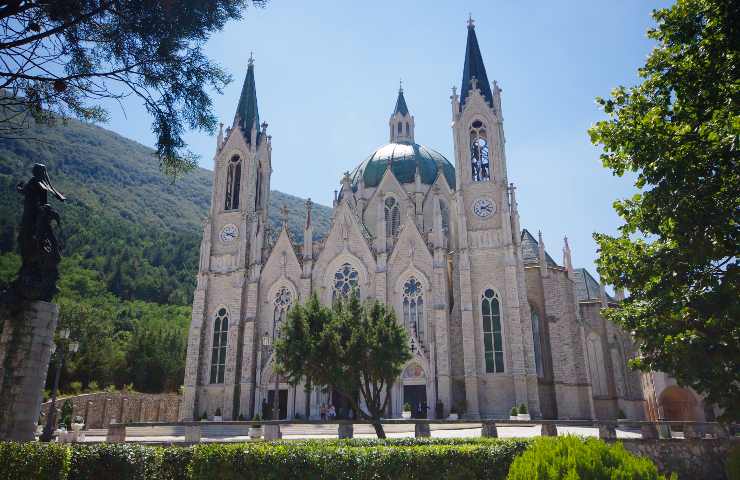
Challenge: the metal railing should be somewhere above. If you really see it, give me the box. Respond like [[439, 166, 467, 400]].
[[102, 419, 736, 444]]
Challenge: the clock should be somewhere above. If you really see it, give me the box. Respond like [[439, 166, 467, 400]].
[[219, 223, 239, 243], [472, 198, 496, 218]]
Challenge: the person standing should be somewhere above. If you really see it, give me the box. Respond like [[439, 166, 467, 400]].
[[320, 403, 327, 421]]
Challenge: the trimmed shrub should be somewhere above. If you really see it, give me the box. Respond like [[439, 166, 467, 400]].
[[507, 436, 675, 480], [188, 440, 529, 480], [0, 442, 69, 480], [68, 443, 163, 480], [727, 443, 740, 480]]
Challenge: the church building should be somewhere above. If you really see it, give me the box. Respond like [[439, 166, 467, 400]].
[[181, 19, 646, 421]]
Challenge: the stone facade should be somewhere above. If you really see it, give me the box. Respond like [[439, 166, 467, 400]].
[[182, 20, 649, 422], [618, 439, 738, 480], [0, 301, 59, 440], [40, 392, 181, 429]]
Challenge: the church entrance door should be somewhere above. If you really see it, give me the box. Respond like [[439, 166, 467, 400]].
[[267, 389, 288, 419], [403, 385, 427, 418]]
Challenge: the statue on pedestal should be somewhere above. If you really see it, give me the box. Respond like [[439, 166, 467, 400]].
[[5, 164, 65, 303]]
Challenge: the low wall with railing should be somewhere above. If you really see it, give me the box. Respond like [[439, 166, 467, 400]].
[[41, 392, 181, 429]]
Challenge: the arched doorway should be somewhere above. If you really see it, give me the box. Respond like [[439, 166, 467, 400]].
[[402, 363, 428, 419], [659, 386, 698, 422]]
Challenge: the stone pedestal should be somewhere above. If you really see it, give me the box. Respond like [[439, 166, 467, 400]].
[[598, 423, 617, 440], [338, 423, 354, 439], [0, 302, 59, 441], [641, 424, 659, 440], [263, 424, 281, 440], [184, 425, 202, 443], [106, 423, 126, 443], [541, 423, 558, 436], [481, 422, 498, 438], [414, 423, 431, 438]]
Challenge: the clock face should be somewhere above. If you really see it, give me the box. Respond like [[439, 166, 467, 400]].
[[472, 198, 496, 218], [220, 223, 238, 243]]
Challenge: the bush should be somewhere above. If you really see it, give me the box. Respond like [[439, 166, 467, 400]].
[[0, 442, 69, 480], [507, 436, 675, 480], [88, 381, 99, 392], [0, 439, 529, 480], [518, 404, 528, 415], [69, 381, 83, 395], [403, 402, 412, 412], [510, 407, 518, 417], [69, 444, 163, 480], [727, 443, 740, 480]]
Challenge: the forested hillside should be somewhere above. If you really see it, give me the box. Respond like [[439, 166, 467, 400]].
[[0, 118, 331, 393]]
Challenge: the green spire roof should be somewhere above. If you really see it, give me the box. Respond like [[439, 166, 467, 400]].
[[460, 18, 493, 108], [393, 86, 409, 116], [235, 57, 260, 143]]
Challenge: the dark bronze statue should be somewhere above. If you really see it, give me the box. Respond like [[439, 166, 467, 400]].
[[7, 164, 65, 302]]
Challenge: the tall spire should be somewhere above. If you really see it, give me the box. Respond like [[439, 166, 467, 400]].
[[460, 16, 493, 108], [235, 53, 260, 144], [393, 81, 409, 116]]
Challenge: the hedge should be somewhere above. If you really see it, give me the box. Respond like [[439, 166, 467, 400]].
[[507, 436, 676, 480], [0, 437, 669, 480]]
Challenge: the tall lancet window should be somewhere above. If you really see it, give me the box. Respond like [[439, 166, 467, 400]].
[[482, 289, 504, 373], [531, 308, 544, 378], [210, 308, 229, 384], [255, 164, 262, 210], [439, 199, 450, 240], [224, 155, 242, 210], [333, 263, 360, 301], [470, 120, 490, 182], [402, 277, 425, 341], [384, 196, 401, 239], [273, 287, 292, 341]]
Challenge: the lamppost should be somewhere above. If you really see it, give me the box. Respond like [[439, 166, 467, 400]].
[[261, 332, 280, 421], [40, 327, 79, 442]]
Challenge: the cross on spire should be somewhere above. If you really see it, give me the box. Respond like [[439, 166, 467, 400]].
[[467, 13, 475, 28], [248, 51, 254, 66]]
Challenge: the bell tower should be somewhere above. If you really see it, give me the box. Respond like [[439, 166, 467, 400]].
[[181, 54, 272, 421], [389, 82, 415, 144], [450, 17, 539, 418]]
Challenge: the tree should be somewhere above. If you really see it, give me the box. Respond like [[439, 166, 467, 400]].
[[275, 293, 411, 438], [589, 0, 739, 421], [0, 0, 265, 177]]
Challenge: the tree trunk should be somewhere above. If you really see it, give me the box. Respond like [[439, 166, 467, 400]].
[[372, 419, 386, 439]]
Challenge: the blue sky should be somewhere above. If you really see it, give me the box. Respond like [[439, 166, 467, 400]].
[[104, 0, 673, 281]]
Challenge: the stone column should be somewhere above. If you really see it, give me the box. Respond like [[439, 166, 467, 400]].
[[0, 301, 59, 441]]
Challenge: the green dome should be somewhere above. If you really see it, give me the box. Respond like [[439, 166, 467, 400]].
[[352, 142, 455, 190]]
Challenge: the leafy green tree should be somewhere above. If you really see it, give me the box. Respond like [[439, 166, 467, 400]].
[[276, 294, 411, 438], [0, 0, 265, 176], [589, 0, 739, 420]]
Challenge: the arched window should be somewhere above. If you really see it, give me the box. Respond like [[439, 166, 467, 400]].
[[273, 286, 292, 341], [481, 289, 504, 373], [531, 308, 543, 377], [333, 263, 360, 301], [255, 164, 262, 210], [224, 155, 241, 210], [384, 196, 401, 238], [470, 120, 490, 182], [402, 277, 425, 340], [405, 122, 409, 135], [586, 332, 608, 396], [210, 308, 229, 384], [397, 122, 402, 135]]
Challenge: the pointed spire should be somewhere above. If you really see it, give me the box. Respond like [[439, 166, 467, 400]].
[[280, 204, 289, 229], [235, 54, 260, 144], [460, 16, 493, 109], [393, 80, 409, 116], [304, 198, 313, 230], [563, 236, 574, 276], [538, 230, 548, 277]]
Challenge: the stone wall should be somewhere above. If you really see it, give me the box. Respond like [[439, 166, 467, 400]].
[[41, 392, 181, 429], [617, 438, 737, 480]]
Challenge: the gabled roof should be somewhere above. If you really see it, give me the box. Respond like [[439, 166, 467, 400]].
[[572, 268, 616, 303], [520, 229, 558, 267], [393, 87, 409, 116], [235, 59, 260, 144], [460, 21, 494, 109]]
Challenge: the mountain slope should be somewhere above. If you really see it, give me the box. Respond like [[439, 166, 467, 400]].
[[0, 118, 332, 305]]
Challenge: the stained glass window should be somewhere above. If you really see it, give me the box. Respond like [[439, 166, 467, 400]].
[[402, 277, 425, 340], [384, 196, 400, 238], [333, 263, 359, 301], [273, 287, 292, 340], [210, 307, 229, 384], [482, 289, 504, 373]]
